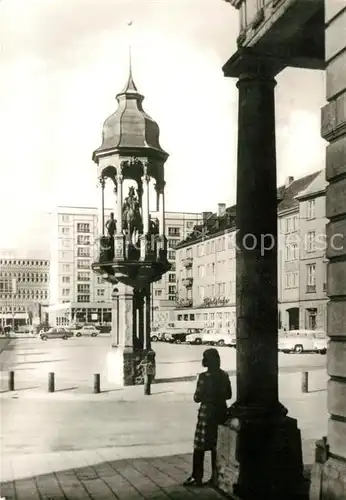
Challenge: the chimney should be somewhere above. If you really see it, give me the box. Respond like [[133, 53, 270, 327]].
[[217, 203, 226, 217], [285, 176, 294, 187], [202, 211, 213, 223]]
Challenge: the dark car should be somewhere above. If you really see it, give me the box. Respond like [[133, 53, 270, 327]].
[[40, 327, 74, 340], [168, 332, 188, 344]]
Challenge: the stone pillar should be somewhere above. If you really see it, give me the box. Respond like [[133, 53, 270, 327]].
[[310, 4, 346, 499], [143, 287, 151, 350], [98, 176, 105, 236], [216, 53, 303, 500], [107, 284, 136, 386], [142, 174, 150, 234], [158, 185, 165, 236], [114, 173, 124, 259]]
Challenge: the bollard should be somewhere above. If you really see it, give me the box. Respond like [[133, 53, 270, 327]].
[[48, 372, 55, 393], [8, 371, 15, 391], [144, 374, 152, 396], [93, 373, 100, 394], [301, 371, 309, 393]]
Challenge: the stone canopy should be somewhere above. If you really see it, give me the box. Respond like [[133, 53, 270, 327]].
[[92, 67, 167, 162]]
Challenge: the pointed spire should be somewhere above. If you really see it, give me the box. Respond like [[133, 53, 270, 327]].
[[116, 20, 140, 97]]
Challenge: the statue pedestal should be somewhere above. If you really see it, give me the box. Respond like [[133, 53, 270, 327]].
[[107, 347, 156, 386], [216, 415, 304, 500]]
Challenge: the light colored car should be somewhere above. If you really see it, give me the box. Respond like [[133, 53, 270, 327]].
[[202, 331, 236, 347], [74, 325, 99, 337], [40, 327, 74, 340], [278, 330, 326, 354]]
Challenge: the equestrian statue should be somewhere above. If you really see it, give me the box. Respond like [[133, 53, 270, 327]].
[[122, 186, 143, 246]]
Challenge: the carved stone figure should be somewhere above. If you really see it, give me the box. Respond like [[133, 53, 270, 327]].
[[105, 212, 117, 237]]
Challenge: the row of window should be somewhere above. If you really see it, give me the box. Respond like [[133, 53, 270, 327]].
[[0, 275, 49, 284], [61, 235, 92, 247], [0, 290, 48, 299], [62, 288, 105, 297], [284, 263, 324, 291], [0, 260, 49, 266]]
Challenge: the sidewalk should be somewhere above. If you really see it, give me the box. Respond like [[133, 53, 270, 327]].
[[1, 451, 223, 500]]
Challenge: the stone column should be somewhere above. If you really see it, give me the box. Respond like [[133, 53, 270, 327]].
[[116, 174, 123, 233], [158, 182, 166, 236], [216, 52, 303, 500], [310, 4, 346, 499], [141, 174, 150, 234], [143, 287, 151, 350], [114, 173, 124, 259], [98, 176, 105, 236], [107, 284, 135, 386]]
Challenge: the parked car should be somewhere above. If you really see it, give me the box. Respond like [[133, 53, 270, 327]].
[[167, 332, 188, 344], [202, 331, 236, 347], [40, 327, 74, 340], [278, 330, 326, 354], [74, 325, 99, 337], [186, 331, 210, 345]]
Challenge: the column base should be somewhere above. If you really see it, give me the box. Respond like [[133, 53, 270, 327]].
[[216, 414, 304, 500], [107, 347, 156, 386], [310, 438, 346, 500]]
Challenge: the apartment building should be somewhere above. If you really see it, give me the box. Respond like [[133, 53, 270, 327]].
[[296, 170, 328, 331], [0, 252, 49, 328], [48, 206, 202, 326], [175, 170, 328, 331]]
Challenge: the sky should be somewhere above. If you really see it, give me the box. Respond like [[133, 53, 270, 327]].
[[0, 0, 326, 253]]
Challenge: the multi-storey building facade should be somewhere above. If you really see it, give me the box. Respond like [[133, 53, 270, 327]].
[[48, 206, 201, 326], [175, 171, 328, 331], [0, 254, 49, 328], [296, 170, 328, 331]]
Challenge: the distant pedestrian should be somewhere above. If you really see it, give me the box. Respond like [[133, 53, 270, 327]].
[[183, 348, 232, 487]]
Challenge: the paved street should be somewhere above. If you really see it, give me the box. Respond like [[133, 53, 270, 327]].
[[0, 336, 326, 387]]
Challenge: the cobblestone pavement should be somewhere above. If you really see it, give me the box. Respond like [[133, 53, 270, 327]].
[[1, 453, 223, 500]]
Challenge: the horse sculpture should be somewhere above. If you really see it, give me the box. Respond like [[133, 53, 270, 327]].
[[122, 186, 143, 246]]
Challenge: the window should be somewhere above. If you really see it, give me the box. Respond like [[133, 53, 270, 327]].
[[77, 234, 90, 245], [168, 239, 180, 249], [62, 214, 70, 222], [77, 247, 90, 257], [168, 295, 176, 301], [77, 259, 90, 269], [307, 200, 316, 220], [168, 285, 176, 295], [62, 288, 70, 296], [77, 295, 90, 303], [198, 286, 205, 301], [77, 223, 90, 233], [62, 227, 70, 234], [62, 264, 70, 272], [62, 276, 70, 284], [168, 273, 176, 283], [306, 264, 316, 292], [284, 271, 299, 289], [307, 231, 315, 252], [77, 272, 90, 281], [186, 221, 194, 229], [78, 284, 90, 293], [168, 227, 180, 237], [285, 243, 299, 261], [197, 265, 205, 278], [155, 290, 162, 296], [62, 240, 71, 248], [97, 289, 105, 296], [168, 250, 175, 260], [97, 277, 105, 284]]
